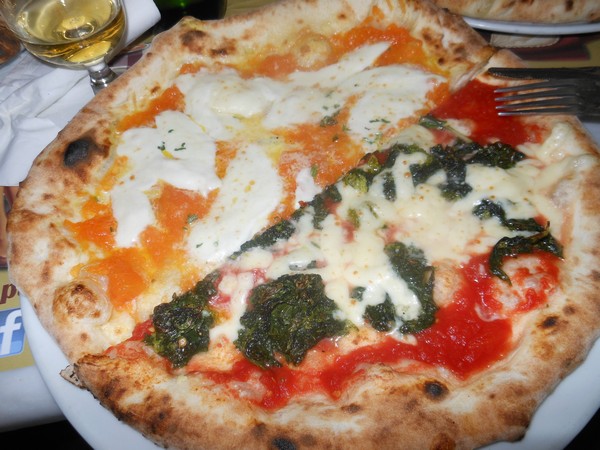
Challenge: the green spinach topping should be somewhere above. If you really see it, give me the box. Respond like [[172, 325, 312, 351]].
[[398, 140, 526, 201], [473, 199, 544, 232], [473, 199, 562, 283], [342, 155, 382, 192], [361, 242, 437, 333], [144, 271, 219, 368], [385, 242, 437, 333], [382, 171, 397, 201], [237, 219, 297, 255], [489, 227, 563, 283], [143, 135, 553, 371], [418, 114, 471, 142], [364, 296, 397, 332], [311, 185, 342, 230], [234, 274, 348, 369]]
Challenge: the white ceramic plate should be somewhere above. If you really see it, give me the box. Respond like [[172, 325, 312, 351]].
[[464, 17, 600, 35], [21, 296, 161, 450], [22, 123, 600, 450]]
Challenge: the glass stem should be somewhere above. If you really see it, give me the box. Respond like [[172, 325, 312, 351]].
[[87, 62, 118, 94]]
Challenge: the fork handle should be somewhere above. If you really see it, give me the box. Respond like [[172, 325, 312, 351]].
[[488, 66, 600, 80]]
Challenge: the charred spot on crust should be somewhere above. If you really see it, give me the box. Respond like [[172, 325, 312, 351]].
[[591, 270, 600, 282], [449, 43, 468, 60], [423, 380, 449, 400], [181, 29, 208, 53], [144, 393, 175, 434], [101, 377, 128, 402], [431, 433, 456, 450], [566, 0, 574, 12], [53, 279, 111, 325], [341, 403, 362, 414], [541, 315, 558, 329], [210, 42, 235, 57], [272, 437, 296, 450], [64, 138, 100, 167]]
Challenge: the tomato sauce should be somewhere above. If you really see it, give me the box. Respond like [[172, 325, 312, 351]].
[[179, 252, 559, 410], [431, 79, 544, 146]]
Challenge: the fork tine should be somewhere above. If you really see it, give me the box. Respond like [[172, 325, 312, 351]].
[[488, 66, 600, 80], [497, 96, 580, 108], [497, 107, 578, 117], [496, 89, 578, 102], [494, 80, 575, 93], [491, 72, 600, 118]]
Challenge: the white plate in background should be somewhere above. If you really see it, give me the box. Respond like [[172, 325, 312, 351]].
[[464, 17, 600, 35]]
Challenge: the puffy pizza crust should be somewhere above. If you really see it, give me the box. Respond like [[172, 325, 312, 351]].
[[432, 0, 600, 23]]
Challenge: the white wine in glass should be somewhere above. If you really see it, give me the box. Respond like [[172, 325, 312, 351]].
[[0, 0, 126, 92]]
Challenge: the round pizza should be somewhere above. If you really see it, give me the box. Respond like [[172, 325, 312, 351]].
[[6, 0, 600, 448], [431, 0, 600, 23]]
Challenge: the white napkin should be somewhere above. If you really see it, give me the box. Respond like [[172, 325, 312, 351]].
[[0, 0, 160, 186]]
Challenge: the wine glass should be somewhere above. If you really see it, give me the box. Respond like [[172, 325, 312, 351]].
[[0, 0, 126, 93]]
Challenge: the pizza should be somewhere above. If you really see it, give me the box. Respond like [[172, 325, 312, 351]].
[[6, 0, 600, 448], [0, 17, 21, 65], [431, 0, 600, 23]]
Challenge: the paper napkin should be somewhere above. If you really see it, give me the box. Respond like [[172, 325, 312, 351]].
[[0, 0, 160, 186]]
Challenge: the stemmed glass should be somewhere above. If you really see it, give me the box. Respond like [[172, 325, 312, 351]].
[[0, 0, 126, 93]]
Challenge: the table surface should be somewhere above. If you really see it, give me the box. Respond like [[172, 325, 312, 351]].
[[1, 0, 599, 447]]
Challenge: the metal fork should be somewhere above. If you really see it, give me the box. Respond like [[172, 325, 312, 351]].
[[487, 67, 600, 119]]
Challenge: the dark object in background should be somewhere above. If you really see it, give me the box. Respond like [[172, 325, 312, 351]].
[[153, 0, 227, 31]]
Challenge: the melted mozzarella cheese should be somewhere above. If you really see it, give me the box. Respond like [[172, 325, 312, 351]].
[[187, 144, 283, 264], [261, 43, 391, 129], [334, 66, 444, 147], [210, 271, 256, 342], [112, 44, 445, 253], [295, 167, 321, 204], [177, 70, 280, 141], [522, 121, 583, 164], [207, 122, 588, 340], [112, 111, 221, 247], [177, 44, 444, 147]]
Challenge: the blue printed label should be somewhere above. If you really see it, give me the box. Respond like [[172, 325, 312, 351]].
[[0, 308, 25, 358]]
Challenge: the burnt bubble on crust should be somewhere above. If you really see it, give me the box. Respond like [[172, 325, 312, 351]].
[[272, 437, 297, 450], [63, 138, 100, 167], [423, 380, 449, 401], [180, 29, 209, 54]]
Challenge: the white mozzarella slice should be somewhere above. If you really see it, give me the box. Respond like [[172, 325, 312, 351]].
[[294, 167, 321, 205], [112, 111, 220, 247], [187, 144, 284, 265], [335, 66, 445, 148], [210, 271, 256, 342]]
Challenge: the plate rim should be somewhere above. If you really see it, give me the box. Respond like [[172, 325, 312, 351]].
[[463, 16, 600, 35]]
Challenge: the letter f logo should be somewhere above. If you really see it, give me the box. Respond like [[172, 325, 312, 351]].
[[0, 308, 25, 357]]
